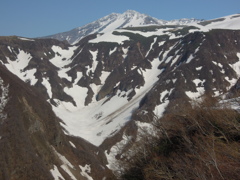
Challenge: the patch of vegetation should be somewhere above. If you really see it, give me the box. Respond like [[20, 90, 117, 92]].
[[199, 18, 225, 26], [171, 26, 200, 36], [123, 25, 161, 32], [96, 42, 119, 48], [231, 14, 240, 19], [112, 31, 168, 49], [122, 25, 181, 32], [120, 96, 240, 180]]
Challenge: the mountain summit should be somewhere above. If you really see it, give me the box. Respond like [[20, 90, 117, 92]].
[[43, 10, 202, 44]]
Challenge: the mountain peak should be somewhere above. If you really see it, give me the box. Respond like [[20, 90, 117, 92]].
[[42, 10, 202, 44], [123, 9, 141, 15]]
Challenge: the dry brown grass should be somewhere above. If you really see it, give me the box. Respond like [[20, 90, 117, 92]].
[[120, 96, 240, 180]]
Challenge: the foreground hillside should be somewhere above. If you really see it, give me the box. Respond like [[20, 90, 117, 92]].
[[0, 13, 240, 179], [120, 96, 240, 179], [0, 58, 115, 179]]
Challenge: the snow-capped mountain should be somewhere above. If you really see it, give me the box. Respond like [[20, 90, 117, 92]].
[[1, 13, 240, 179], [43, 10, 202, 44]]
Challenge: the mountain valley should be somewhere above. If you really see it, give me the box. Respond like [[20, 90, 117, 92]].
[[1, 11, 240, 179]]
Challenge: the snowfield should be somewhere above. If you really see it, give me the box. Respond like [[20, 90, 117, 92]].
[[52, 57, 165, 146], [89, 31, 130, 44]]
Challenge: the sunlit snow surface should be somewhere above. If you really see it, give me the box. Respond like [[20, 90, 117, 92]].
[[50, 165, 64, 180], [89, 14, 240, 44], [79, 164, 94, 180], [5, 49, 38, 86], [191, 14, 240, 32], [52, 58, 163, 146], [89, 31, 130, 44]]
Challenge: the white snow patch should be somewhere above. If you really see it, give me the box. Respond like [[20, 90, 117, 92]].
[[100, 71, 111, 84], [50, 45, 77, 68], [191, 14, 240, 32], [42, 77, 52, 99], [52, 147, 76, 180], [165, 56, 173, 64], [230, 53, 240, 77], [193, 79, 205, 86], [109, 47, 117, 56], [137, 68, 142, 75], [79, 165, 93, 180], [50, 165, 64, 180], [89, 31, 129, 44], [4, 50, 38, 86], [122, 46, 129, 54], [219, 97, 240, 111], [89, 50, 98, 61], [160, 90, 169, 102], [145, 37, 157, 57], [58, 67, 72, 82], [25, 69, 38, 85], [220, 68, 225, 74], [105, 134, 132, 170], [225, 77, 237, 90], [172, 78, 177, 83], [214, 90, 221, 97], [131, 66, 137, 71], [196, 66, 203, 71], [154, 100, 169, 117], [53, 148, 74, 169], [170, 55, 180, 66], [185, 87, 205, 99], [74, 72, 83, 85], [122, 46, 129, 59], [69, 141, 76, 148], [162, 42, 178, 64], [63, 85, 88, 109], [18, 37, 35, 41], [89, 83, 102, 102], [186, 54, 194, 63], [49, 45, 77, 81], [135, 121, 156, 137], [7, 46, 12, 53], [158, 41, 165, 47], [212, 61, 223, 68], [61, 165, 76, 180], [88, 50, 99, 73]]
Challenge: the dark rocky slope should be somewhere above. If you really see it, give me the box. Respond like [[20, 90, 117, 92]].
[[0, 65, 115, 179]]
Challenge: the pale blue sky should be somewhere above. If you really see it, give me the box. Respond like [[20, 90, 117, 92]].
[[1, 0, 239, 37]]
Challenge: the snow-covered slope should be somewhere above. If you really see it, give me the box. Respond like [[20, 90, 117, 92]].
[[43, 10, 202, 44], [193, 14, 240, 31]]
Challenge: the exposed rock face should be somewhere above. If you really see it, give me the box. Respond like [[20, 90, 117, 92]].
[[0, 60, 115, 179], [0, 14, 240, 179]]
